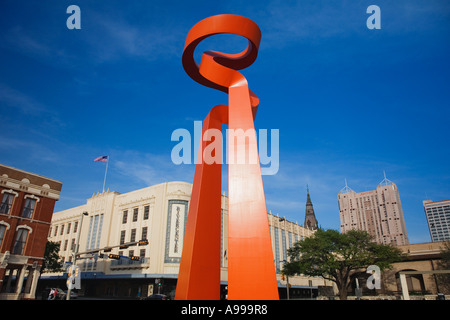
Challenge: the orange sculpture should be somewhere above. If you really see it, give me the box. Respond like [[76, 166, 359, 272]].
[[175, 14, 279, 300]]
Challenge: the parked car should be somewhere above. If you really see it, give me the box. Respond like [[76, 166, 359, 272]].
[[141, 294, 170, 300], [64, 290, 78, 299]]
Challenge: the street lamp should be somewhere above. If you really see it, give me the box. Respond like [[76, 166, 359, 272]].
[[67, 211, 88, 300]]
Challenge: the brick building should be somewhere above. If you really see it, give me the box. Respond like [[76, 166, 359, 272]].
[[0, 163, 62, 300]]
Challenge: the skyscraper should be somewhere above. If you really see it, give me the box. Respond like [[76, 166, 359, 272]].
[[304, 186, 318, 230], [423, 199, 450, 242], [338, 175, 409, 246]]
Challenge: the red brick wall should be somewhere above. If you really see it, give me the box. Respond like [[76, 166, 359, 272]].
[[0, 187, 56, 259]]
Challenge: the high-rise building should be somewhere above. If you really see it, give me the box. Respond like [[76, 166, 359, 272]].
[[338, 176, 408, 246], [423, 199, 450, 242], [304, 186, 318, 230]]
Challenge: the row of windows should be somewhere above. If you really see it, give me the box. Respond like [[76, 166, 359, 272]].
[[54, 238, 77, 264], [429, 220, 449, 226], [427, 215, 450, 221], [122, 205, 150, 224], [426, 208, 450, 214], [272, 227, 304, 272], [0, 192, 38, 219], [431, 229, 450, 235], [117, 249, 146, 258], [49, 220, 79, 237], [426, 205, 450, 211], [120, 227, 148, 244], [431, 233, 450, 241]]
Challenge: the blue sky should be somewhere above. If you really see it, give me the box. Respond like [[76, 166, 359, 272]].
[[1, 0, 449, 244]]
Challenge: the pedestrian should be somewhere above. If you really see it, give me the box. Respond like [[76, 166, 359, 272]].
[[48, 288, 56, 300]]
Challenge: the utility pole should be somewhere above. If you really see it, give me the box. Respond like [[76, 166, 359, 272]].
[[286, 274, 290, 300], [67, 211, 88, 300]]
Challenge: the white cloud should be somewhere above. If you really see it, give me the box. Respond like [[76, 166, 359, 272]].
[[0, 83, 48, 115], [83, 12, 183, 63], [112, 150, 195, 189]]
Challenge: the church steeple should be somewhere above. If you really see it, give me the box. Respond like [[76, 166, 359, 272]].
[[304, 185, 318, 230]]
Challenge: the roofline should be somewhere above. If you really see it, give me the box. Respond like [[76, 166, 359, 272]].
[[0, 163, 62, 184]]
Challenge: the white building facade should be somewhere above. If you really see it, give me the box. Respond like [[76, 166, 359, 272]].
[[423, 199, 450, 242], [41, 181, 332, 299]]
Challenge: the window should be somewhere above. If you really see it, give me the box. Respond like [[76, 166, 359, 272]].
[[133, 208, 138, 222], [22, 198, 36, 218], [130, 228, 136, 242], [67, 223, 71, 234], [12, 228, 29, 255], [144, 206, 149, 220], [120, 230, 126, 245], [281, 229, 287, 261], [274, 227, 280, 272], [0, 192, 14, 214], [74, 221, 78, 233], [86, 214, 103, 250], [141, 227, 148, 241], [0, 225, 6, 248], [122, 210, 128, 224]]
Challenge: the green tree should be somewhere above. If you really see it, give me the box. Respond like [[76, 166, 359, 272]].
[[436, 241, 450, 294], [41, 241, 64, 274], [283, 229, 404, 300]]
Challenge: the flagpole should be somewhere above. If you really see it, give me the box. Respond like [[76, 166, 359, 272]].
[[102, 157, 109, 193]]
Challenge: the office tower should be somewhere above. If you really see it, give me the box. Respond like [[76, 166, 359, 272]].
[[423, 199, 450, 242], [338, 176, 409, 246]]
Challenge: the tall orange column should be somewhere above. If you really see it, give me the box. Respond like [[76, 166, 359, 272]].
[[175, 105, 227, 300], [175, 14, 279, 300]]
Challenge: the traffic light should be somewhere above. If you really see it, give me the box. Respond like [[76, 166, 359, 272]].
[[130, 256, 140, 261], [103, 247, 112, 252], [108, 254, 120, 260], [138, 239, 149, 246]]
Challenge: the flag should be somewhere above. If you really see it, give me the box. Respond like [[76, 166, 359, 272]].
[[94, 156, 108, 163]]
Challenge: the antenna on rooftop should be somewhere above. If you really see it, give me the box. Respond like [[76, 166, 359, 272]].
[[340, 178, 352, 194], [379, 170, 393, 187]]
